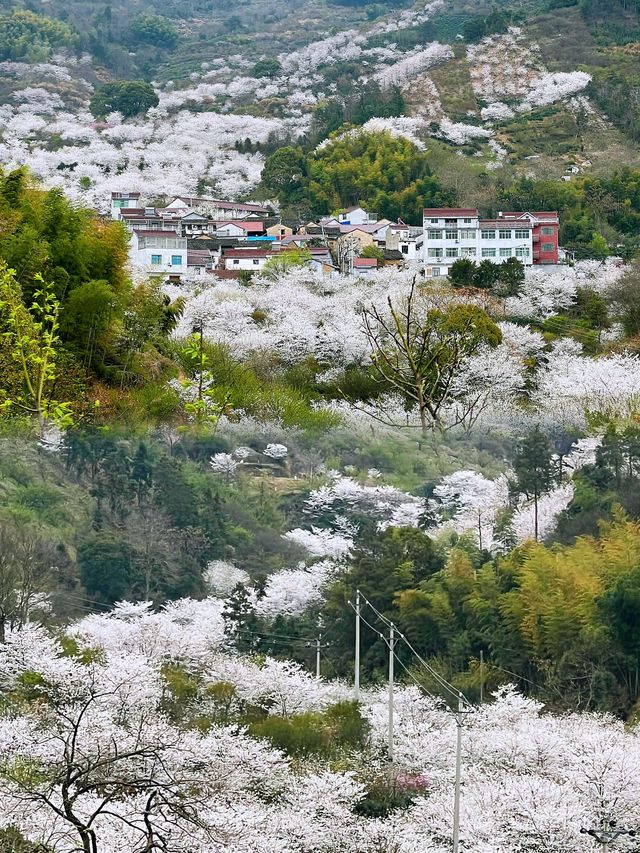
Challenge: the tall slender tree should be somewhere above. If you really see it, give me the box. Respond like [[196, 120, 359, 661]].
[[513, 425, 558, 541]]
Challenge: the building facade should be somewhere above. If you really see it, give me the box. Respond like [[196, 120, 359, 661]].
[[422, 207, 539, 278], [129, 230, 188, 277], [223, 248, 273, 271], [496, 211, 560, 265], [111, 192, 141, 220]]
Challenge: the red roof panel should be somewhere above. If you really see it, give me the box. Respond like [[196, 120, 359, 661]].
[[423, 208, 478, 217]]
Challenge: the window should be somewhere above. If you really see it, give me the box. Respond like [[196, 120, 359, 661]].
[[463, 218, 472, 224], [428, 248, 442, 258], [253, 258, 260, 265], [499, 229, 512, 239], [430, 218, 439, 223], [428, 230, 442, 239], [515, 229, 529, 239], [460, 229, 476, 239], [112, 199, 123, 209], [461, 247, 476, 257], [232, 259, 239, 265], [171, 255, 183, 266], [516, 247, 530, 257], [432, 267, 441, 276], [541, 243, 555, 252], [401, 244, 408, 254], [481, 230, 495, 240], [445, 230, 457, 240], [499, 248, 512, 257], [151, 254, 162, 265], [482, 248, 496, 257], [446, 248, 458, 258], [541, 226, 555, 235]]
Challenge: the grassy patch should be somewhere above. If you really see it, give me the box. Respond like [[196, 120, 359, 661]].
[[500, 105, 581, 160], [429, 55, 478, 120]]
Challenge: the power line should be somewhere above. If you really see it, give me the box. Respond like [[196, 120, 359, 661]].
[[392, 651, 446, 706], [358, 593, 469, 706]]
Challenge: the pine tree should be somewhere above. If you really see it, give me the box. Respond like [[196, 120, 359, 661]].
[[513, 426, 558, 541]]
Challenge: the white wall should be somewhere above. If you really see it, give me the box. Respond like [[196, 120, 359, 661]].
[[422, 215, 533, 277], [339, 207, 371, 226], [129, 234, 188, 276], [224, 256, 268, 271]]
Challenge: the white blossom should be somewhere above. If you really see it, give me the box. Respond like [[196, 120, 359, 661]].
[[210, 452, 241, 477], [263, 443, 288, 459]]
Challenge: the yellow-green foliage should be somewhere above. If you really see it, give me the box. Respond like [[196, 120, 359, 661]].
[[249, 701, 370, 759], [0, 9, 76, 61]]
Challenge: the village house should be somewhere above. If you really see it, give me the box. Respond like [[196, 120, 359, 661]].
[[303, 219, 342, 240], [336, 205, 378, 226], [213, 220, 266, 239], [422, 207, 539, 278], [281, 234, 317, 249], [352, 257, 379, 277], [180, 211, 211, 237], [386, 221, 423, 260], [383, 249, 405, 267], [110, 192, 142, 219], [342, 221, 390, 242], [166, 195, 270, 220], [129, 229, 188, 277], [308, 247, 338, 276], [223, 248, 274, 271], [266, 223, 294, 239], [187, 249, 215, 277]]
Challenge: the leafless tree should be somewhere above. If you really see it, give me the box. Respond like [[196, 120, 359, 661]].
[[0, 525, 55, 642], [360, 277, 502, 435]]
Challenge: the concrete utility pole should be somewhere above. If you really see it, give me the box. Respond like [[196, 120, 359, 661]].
[[581, 820, 637, 852], [354, 589, 360, 700], [452, 693, 464, 853], [315, 636, 321, 682], [388, 623, 395, 763], [306, 636, 328, 682]]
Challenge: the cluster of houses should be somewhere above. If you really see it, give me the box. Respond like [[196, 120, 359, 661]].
[[112, 192, 422, 280], [111, 192, 559, 282]]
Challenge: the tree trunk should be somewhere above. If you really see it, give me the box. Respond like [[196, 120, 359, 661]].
[[534, 492, 539, 542]]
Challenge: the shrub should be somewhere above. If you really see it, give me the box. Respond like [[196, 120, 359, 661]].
[[89, 81, 159, 119], [130, 14, 179, 49], [249, 701, 369, 758]]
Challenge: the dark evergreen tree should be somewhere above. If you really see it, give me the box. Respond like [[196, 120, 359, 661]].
[[513, 426, 558, 541], [448, 258, 477, 288]]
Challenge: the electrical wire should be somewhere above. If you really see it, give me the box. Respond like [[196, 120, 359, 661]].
[[348, 601, 389, 645], [359, 593, 469, 706], [392, 651, 445, 706], [57, 592, 113, 611], [364, 595, 464, 701]]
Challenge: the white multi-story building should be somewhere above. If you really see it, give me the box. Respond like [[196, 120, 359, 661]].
[[422, 208, 533, 278], [129, 230, 188, 277], [111, 191, 142, 220]]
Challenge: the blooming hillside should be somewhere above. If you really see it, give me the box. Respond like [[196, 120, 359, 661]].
[[0, 0, 632, 201], [0, 607, 639, 852]]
